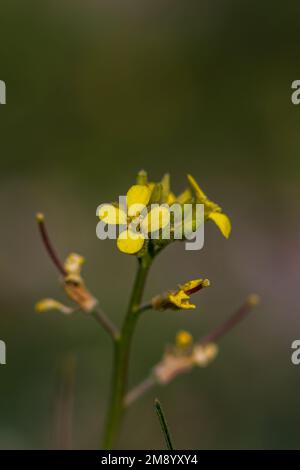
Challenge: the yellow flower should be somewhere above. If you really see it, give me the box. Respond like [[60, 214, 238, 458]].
[[99, 183, 170, 255], [98, 171, 231, 253], [176, 330, 193, 348], [152, 278, 210, 311], [187, 174, 231, 238], [35, 298, 73, 315]]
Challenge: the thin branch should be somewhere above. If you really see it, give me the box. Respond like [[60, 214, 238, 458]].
[[124, 376, 156, 407], [36, 213, 66, 276], [92, 306, 120, 341], [125, 294, 260, 406], [199, 294, 260, 345], [136, 301, 152, 314], [154, 399, 175, 450]]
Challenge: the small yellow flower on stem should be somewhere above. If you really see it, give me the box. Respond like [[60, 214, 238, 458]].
[[152, 278, 210, 311], [35, 298, 74, 315], [175, 330, 193, 349], [187, 174, 232, 238], [99, 184, 150, 255], [99, 174, 171, 255]]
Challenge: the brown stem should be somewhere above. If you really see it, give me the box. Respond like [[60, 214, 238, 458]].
[[124, 376, 156, 407], [92, 306, 120, 341], [199, 294, 260, 345], [137, 302, 152, 314], [36, 213, 66, 276]]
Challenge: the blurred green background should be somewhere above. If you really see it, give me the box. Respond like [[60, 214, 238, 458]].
[[0, 0, 300, 449]]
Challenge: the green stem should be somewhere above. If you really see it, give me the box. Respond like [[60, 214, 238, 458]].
[[102, 255, 152, 449]]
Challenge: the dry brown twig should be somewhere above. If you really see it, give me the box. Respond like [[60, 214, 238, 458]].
[[125, 294, 260, 407]]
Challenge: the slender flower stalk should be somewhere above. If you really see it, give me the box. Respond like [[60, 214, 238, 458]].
[[102, 255, 152, 449], [36, 213, 66, 276], [124, 376, 156, 408], [154, 399, 175, 450], [92, 307, 120, 341], [199, 294, 260, 345], [137, 302, 153, 314]]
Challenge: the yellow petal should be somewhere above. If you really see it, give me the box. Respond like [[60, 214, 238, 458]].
[[168, 291, 196, 310], [148, 183, 162, 204], [167, 192, 176, 205], [140, 206, 170, 234], [176, 187, 192, 204], [187, 174, 207, 202], [127, 185, 151, 217], [117, 229, 145, 254], [147, 182, 155, 193], [187, 175, 221, 215], [98, 204, 127, 225], [35, 298, 73, 315], [208, 212, 231, 238]]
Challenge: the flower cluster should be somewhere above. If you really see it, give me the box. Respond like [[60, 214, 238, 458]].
[[98, 171, 231, 255]]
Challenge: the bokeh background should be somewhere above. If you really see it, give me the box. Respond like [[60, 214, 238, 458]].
[[1, 0, 300, 449]]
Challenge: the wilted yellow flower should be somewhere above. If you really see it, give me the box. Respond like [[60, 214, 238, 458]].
[[35, 252, 97, 315], [64, 274, 98, 313], [154, 336, 218, 385], [168, 291, 196, 309], [35, 298, 73, 315], [187, 174, 231, 238], [152, 278, 210, 311], [64, 253, 85, 275], [179, 279, 210, 294]]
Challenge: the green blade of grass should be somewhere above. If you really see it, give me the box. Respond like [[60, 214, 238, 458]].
[[154, 399, 175, 450]]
